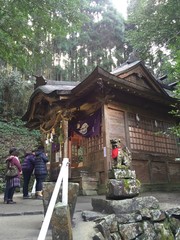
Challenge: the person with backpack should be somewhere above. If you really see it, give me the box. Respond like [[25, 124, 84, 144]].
[[22, 149, 35, 199], [4, 147, 22, 204]]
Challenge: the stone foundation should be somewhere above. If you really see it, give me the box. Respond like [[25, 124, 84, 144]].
[[82, 196, 180, 240]]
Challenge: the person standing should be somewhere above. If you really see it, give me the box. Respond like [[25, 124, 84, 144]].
[[22, 150, 35, 199], [4, 147, 22, 204], [33, 146, 48, 199]]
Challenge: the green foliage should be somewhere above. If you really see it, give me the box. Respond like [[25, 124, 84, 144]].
[[0, 0, 126, 80], [0, 67, 34, 118], [169, 82, 180, 137], [125, 0, 180, 137], [0, 0, 84, 74], [51, 0, 126, 81], [126, 0, 180, 78], [0, 118, 41, 163]]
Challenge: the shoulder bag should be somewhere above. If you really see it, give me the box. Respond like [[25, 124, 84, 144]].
[[6, 164, 18, 178]]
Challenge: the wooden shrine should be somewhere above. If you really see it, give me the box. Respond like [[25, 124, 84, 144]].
[[22, 59, 180, 194]]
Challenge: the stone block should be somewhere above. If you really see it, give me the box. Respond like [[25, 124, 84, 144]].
[[91, 196, 160, 214], [42, 181, 79, 219], [82, 190, 97, 196], [108, 169, 136, 180], [51, 203, 72, 240], [106, 179, 140, 199]]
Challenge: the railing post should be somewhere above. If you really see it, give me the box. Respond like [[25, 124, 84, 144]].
[[31, 179, 36, 196], [62, 158, 69, 204], [37, 158, 69, 240]]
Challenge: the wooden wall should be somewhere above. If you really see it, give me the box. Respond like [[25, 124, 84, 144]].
[[69, 101, 180, 191], [103, 101, 180, 190]]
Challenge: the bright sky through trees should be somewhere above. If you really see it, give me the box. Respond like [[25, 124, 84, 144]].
[[111, 0, 128, 19]]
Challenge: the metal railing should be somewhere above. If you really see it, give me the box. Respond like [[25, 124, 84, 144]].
[[37, 158, 69, 240]]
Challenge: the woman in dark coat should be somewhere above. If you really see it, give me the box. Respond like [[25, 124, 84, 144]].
[[33, 146, 48, 199], [22, 150, 35, 199], [4, 147, 22, 204]]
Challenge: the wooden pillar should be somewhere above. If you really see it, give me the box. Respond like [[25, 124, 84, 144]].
[[63, 120, 68, 158], [49, 141, 53, 180], [102, 105, 110, 183]]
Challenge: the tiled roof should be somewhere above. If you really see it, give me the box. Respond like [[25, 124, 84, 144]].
[[34, 81, 79, 95], [111, 60, 141, 75]]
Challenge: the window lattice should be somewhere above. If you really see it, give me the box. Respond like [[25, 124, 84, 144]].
[[87, 131, 103, 153], [128, 113, 178, 155]]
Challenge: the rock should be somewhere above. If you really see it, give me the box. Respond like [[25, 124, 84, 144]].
[[138, 221, 157, 240], [88, 150, 179, 240], [108, 169, 136, 180], [95, 219, 112, 240], [110, 232, 122, 240], [139, 208, 152, 220], [92, 196, 160, 214], [154, 221, 174, 239], [175, 228, 180, 240], [93, 232, 105, 240], [131, 196, 160, 211], [42, 181, 79, 219], [165, 208, 180, 219], [116, 212, 142, 224], [150, 209, 166, 222], [106, 178, 140, 199], [82, 210, 107, 221], [51, 202, 72, 240], [118, 222, 144, 239], [90, 196, 179, 239]]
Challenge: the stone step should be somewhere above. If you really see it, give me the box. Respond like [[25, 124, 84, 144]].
[[70, 175, 98, 196]]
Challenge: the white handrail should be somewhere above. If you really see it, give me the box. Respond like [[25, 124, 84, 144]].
[[62, 158, 69, 205], [37, 158, 69, 240], [31, 179, 36, 195]]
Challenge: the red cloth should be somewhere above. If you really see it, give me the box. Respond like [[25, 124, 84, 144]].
[[112, 148, 118, 159]]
